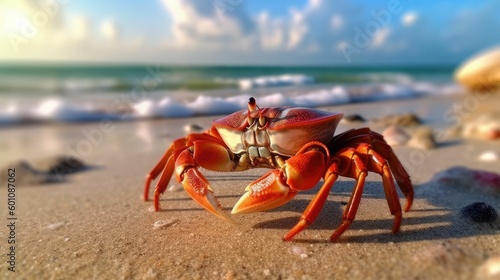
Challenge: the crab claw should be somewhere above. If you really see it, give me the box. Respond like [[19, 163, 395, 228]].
[[231, 170, 297, 214], [181, 168, 236, 223], [232, 147, 326, 214]]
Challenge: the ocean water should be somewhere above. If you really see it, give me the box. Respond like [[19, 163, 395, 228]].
[[0, 64, 463, 124]]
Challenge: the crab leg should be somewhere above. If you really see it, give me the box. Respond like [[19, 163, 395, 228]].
[[354, 143, 403, 233], [330, 148, 368, 242], [144, 144, 174, 201], [331, 128, 413, 211], [283, 162, 339, 241]]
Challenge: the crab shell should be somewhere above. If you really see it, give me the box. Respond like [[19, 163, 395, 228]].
[[212, 107, 344, 157]]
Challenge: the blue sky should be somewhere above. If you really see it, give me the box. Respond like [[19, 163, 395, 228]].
[[1, 0, 499, 65]]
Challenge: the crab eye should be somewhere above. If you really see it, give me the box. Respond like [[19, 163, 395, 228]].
[[247, 97, 259, 113]]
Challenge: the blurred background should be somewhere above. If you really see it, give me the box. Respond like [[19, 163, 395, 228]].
[[0, 0, 499, 122]]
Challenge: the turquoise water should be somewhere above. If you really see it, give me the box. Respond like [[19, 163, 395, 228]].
[[0, 64, 462, 124], [0, 64, 455, 94]]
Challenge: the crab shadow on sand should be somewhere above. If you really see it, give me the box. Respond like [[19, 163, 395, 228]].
[[159, 173, 499, 244]]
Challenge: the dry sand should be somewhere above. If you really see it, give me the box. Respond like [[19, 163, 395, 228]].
[[1, 95, 499, 280]]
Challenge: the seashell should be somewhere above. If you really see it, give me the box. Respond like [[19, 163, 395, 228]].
[[478, 151, 500, 162], [454, 47, 500, 92], [407, 126, 437, 150], [462, 113, 500, 140], [382, 125, 410, 146], [430, 166, 500, 196], [290, 245, 308, 259], [153, 219, 178, 229]]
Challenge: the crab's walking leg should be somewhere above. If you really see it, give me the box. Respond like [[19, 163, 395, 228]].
[[330, 148, 368, 242], [385, 153, 413, 212], [283, 162, 339, 241], [144, 144, 174, 201], [354, 130, 413, 212], [331, 128, 413, 211], [152, 156, 175, 211], [355, 143, 403, 233]]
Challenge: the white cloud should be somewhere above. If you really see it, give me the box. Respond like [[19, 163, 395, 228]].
[[402, 11, 418, 26], [72, 16, 90, 42], [330, 15, 343, 30], [160, 0, 253, 50], [2, 0, 500, 65], [372, 27, 391, 48], [100, 19, 118, 41]]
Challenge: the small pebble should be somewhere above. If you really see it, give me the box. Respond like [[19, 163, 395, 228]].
[[148, 206, 156, 212], [153, 219, 178, 229], [342, 114, 366, 123], [290, 245, 308, 259], [461, 202, 498, 223], [382, 125, 410, 146], [407, 126, 437, 150], [476, 255, 500, 280], [373, 113, 422, 127], [168, 184, 183, 192], [184, 123, 204, 134], [479, 151, 500, 162], [46, 222, 67, 230]]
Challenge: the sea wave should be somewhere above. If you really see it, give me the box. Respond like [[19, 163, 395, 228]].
[[238, 74, 315, 90], [0, 82, 464, 125]]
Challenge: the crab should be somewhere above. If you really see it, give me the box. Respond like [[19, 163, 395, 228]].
[[143, 97, 414, 242]]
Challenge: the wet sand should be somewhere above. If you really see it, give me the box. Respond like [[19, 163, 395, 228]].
[[1, 94, 499, 280]]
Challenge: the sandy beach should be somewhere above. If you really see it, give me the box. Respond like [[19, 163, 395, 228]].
[[1, 94, 499, 280]]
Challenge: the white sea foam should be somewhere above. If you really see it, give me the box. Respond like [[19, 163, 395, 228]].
[[0, 81, 463, 125], [238, 74, 314, 90], [133, 98, 191, 118], [0, 105, 20, 125], [33, 99, 118, 122]]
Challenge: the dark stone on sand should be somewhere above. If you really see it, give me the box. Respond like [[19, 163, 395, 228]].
[[42, 155, 86, 175], [343, 114, 366, 123], [373, 113, 422, 127], [1, 155, 87, 185], [461, 202, 498, 223], [1, 161, 59, 185]]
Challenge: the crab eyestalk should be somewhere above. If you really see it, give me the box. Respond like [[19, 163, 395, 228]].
[[248, 97, 258, 112], [247, 97, 266, 127]]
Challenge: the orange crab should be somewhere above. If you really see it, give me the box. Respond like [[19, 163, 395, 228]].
[[143, 97, 413, 242]]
